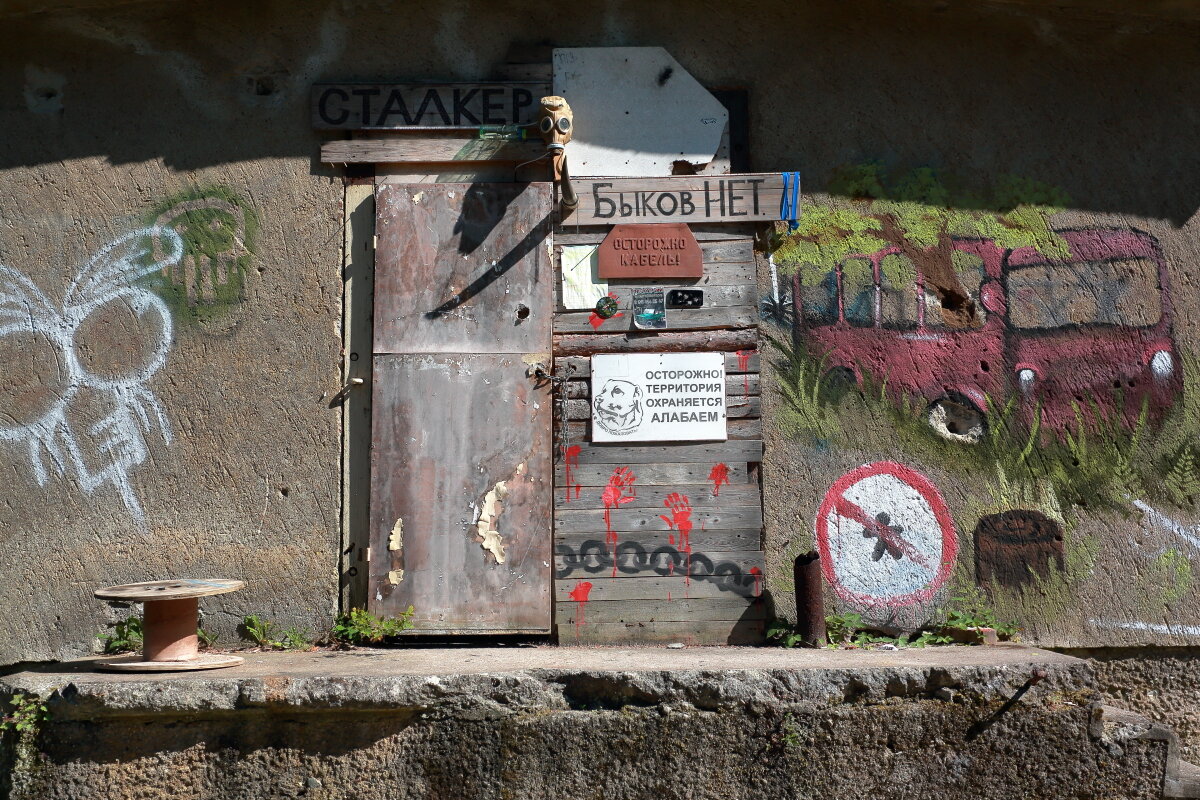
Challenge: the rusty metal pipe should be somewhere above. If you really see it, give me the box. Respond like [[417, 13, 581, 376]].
[[793, 550, 825, 647], [557, 148, 578, 211]]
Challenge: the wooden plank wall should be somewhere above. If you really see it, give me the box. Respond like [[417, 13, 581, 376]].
[[552, 228, 766, 645]]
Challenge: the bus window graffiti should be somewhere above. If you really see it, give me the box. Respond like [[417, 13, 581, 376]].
[[783, 228, 1179, 438]]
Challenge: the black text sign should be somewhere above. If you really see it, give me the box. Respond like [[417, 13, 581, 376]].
[[312, 83, 549, 129]]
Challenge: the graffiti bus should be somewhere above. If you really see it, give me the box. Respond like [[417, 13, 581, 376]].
[[790, 228, 1180, 441]]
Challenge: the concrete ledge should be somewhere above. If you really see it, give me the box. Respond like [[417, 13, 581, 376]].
[[3, 643, 1090, 718], [0, 645, 1172, 800]]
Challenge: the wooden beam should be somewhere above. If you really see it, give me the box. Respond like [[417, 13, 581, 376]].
[[554, 575, 759, 602], [556, 619, 764, 645], [553, 329, 757, 357], [554, 529, 762, 552], [554, 461, 747, 485], [555, 351, 760, 377], [556, 418, 762, 442], [556, 597, 766, 624], [554, 483, 761, 510], [554, 305, 757, 334], [555, 505, 763, 533], [321, 136, 544, 164], [558, 440, 762, 465]]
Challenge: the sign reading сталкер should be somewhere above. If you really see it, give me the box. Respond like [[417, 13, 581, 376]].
[[590, 353, 727, 443]]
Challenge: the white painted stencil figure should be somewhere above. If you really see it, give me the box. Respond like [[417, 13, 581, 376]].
[[0, 227, 183, 522]]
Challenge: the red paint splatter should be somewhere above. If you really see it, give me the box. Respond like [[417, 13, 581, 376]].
[[735, 349, 753, 396], [587, 292, 624, 330], [562, 444, 582, 502], [708, 463, 730, 496], [659, 492, 694, 583], [750, 566, 763, 597], [568, 581, 593, 631], [601, 467, 637, 576]]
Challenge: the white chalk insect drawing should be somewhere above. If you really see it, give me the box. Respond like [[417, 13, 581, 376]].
[[0, 227, 184, 522]]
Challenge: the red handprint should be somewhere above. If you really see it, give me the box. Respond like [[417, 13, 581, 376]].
[[660, 493, 694, 581], [602, 467, 637, 576], [659, 492, 694, 553]]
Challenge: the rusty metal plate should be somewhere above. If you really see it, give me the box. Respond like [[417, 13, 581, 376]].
[[369, 354, 552, 631], [598, 223, 703, 279], [373, 183, 553, 354]]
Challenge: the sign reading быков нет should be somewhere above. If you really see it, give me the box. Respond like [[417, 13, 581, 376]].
[[569, 174, 790, 224], [590, 353, 727, 443]]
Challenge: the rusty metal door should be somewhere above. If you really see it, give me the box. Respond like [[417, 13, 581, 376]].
[[369, 183, 553, 632]]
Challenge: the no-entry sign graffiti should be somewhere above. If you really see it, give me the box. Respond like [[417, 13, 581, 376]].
[[815, 462, 957, 608]]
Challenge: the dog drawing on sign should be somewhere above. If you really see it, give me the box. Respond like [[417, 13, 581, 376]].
[[593, 379, 643, 436]]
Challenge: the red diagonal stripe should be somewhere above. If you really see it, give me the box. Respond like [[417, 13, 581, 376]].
[[833, 496, 934, 572]]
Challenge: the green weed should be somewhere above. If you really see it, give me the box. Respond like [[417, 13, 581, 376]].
[[0, 694, 48, 736], [824, 611, 865, 646], [97, 617, 144, 655], [197, 626, 219, 649], [332, 607, 416, 646], [240, 614, 275, 648], [765, 334, 842, 442], [942, 586, 1018, 637], [276, 627, 314, 651]]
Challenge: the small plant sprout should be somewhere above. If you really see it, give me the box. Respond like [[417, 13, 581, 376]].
[[240, 615, 275, 648], [98, 616, 144, 655], [332, 607, 415, 646], [1, 693, 49, 735], [824, 611, 866, 646], [277, 627, 314, 651], [196, 626, 219, 649]]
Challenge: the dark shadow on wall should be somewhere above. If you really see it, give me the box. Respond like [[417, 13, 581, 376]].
[[0, 0, 1197, 222]]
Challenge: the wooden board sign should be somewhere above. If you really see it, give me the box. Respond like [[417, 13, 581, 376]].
[[567, 174, 791, 224], [598, 223, 703, 279], [591, 352, 727, 443], [312, 83, 549, 129]]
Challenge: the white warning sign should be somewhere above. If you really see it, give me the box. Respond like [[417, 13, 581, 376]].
[[815, 461, 958, 608], [590, 352, 727, 443]]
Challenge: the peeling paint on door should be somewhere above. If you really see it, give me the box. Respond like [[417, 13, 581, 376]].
[[476, 480, 509, 564]]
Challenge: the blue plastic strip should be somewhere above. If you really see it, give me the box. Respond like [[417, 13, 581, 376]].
[[779, 171, 801, 230]]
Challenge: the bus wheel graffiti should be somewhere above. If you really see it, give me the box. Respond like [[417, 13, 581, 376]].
[[926, 395, 985, 444]]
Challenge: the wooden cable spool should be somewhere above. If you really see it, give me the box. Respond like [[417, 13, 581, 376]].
[[93, 579, 245, 672]]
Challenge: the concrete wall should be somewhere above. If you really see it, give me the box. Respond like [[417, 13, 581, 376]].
[[0, 0, 1196, 674], [0, 647, 1176, 800]]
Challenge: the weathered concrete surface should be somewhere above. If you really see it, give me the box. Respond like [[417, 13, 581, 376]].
[[0, 0, 1198, 666], [0, 646, 1174, 799], [1066, 647, 1200, 763]]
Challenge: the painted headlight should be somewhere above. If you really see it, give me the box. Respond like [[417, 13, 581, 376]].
[[1018, 368, 1036, 392], [1151, 350, 1174, 378]]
